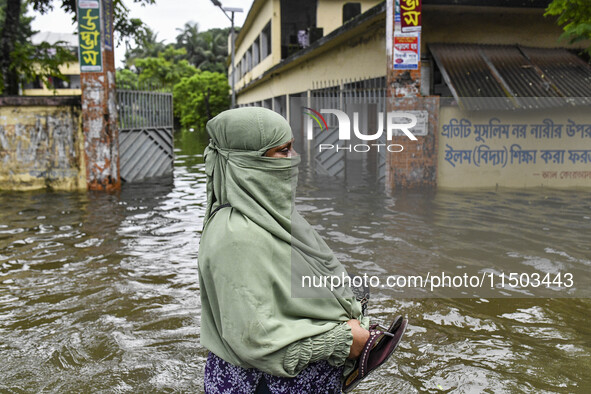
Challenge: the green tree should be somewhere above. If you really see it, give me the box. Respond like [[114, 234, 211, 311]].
[[134, 47, 198, 88], [1, 0, 155, 95], [175, 23, 232, 74], [122, 27, 166, 68], [115, 68, 139, 89], [0, 0, 76, 94], [545, 0, 591, 55], [175, 22, 204, 66], [195, 28, 230, 74], [28, 0, 155, 43], [173, 71, 230, 130]]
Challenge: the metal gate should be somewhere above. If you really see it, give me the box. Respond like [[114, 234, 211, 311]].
[[309, 77, 386, 184], [117, 88, 174, 182], [310, 83, 345, 178]]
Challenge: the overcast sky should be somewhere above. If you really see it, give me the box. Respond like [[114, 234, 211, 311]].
[[30, 0, 255, 67]]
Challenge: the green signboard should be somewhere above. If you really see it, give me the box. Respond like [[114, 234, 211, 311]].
[[77, 0, 102, 72]]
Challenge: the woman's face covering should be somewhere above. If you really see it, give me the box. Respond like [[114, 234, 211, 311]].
[[264, 138, 298, 158]]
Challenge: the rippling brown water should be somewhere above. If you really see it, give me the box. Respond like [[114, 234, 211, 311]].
[[1, 130, 590, 392]]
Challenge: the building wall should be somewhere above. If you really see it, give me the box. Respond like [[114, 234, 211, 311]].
[[270, 0, 282, 66], [233, 0, 280, 90], [22, 62, 82, 96], [422, 5, 589, 53], [0, 97, 86, 191], [234, 0, 386, 91], [236, 2, 588, 105], [237, 14, 386, 104], [317, 0, 381, 36], [437, 104, 591, 189], [426, 6, 591, 189], [234, 2, 591, 190]]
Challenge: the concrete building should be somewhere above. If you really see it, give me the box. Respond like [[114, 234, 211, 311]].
[[232, 0, 384, 110], [231, 0, 591, 189], [22, 32, 81, 96], [232, 0, 588, 109]]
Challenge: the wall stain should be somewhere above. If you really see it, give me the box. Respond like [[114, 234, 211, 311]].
[[0, 99, 85, 191]]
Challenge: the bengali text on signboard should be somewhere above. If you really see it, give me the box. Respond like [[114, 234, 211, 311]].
[[77, 0, 102, 72], [441, 116, 591, 180], [393, 32, 420, 70], [400, 0, 421, 32]]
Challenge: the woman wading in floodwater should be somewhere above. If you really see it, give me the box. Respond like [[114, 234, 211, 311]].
[[198, 107, 407, 393]]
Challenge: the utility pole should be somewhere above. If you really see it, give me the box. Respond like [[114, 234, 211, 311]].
[[210, 0, 243, 108], [78, 0, 120, 191], [386, 0, 438, 191]]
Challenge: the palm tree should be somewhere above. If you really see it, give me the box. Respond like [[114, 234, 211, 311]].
[[197, 28, 229, 73], [175, 23, 231, 74], [175, 22, 206, 67], [123, 28, 166, 68]]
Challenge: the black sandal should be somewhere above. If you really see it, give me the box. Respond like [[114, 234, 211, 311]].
[[342, 315, 408, 393]]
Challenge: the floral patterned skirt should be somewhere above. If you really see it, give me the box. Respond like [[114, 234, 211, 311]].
[[204, 352, 344, 394]]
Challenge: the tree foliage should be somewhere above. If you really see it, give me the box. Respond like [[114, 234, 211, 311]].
[[115, 68, 139, 89], [173, 71, 230, 130], [122, 22, 234, 74], [134, 47, 198, 88], [0, 0, 75, 94], [118, 22, 233, 130], [9, 40, 77, 92], [174, 22, 231, 74], [1, 0, 155, 95], [29, 0, 155, 44], [545, 0, 591, 55], [117, 35, 230, 131], [122, 27, 166, 67]]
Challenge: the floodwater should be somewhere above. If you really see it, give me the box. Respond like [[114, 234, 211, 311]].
[[1, 130, 590, 393]]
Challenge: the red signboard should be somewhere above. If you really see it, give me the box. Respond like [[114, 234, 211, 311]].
[[400, 0, 421, 32], [393, 32, 420, 70]]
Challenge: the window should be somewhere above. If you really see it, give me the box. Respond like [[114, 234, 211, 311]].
[[273, 95, 286, 118], [246, 47, 252, 72], [69, 75, 81, 89], [343, 3, 361, 23], [47, 75, 71, 89], [24, 78, 43, 89], [280, 0, 316, 59], [252, 37, 260, 67], [261, 21, 271, 60]]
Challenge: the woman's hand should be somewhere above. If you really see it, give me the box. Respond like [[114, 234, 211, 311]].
[[346, 319, 370, 359]]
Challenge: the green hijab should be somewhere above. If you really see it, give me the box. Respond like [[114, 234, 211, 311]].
[[198, 107, 362, 377]]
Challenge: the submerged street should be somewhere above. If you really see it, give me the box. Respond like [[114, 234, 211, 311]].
[[1, 130, 590, 392]]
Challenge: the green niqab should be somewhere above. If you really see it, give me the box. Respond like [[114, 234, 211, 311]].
[[199, 107, 362, 377]]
